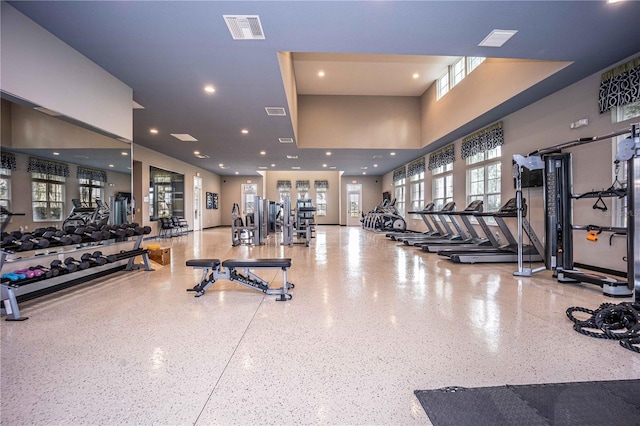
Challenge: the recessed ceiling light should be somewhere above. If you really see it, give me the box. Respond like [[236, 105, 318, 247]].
[[121, 151, 129, 156], [373, 164, 378, 168], [318, 70, 325, 77], [478, 29, 518, 47], [108, 164, 114, 168], [171, 133, 198, 142], [52, 151, 59, 156], [260, 151, 266, 155], [204, 85, 215, 93], [271, 163, 276, 167], [322, 164, 327, 168], [412, 73, 419, 79], [292, 166, 301, 170], [194, 151, 200, 155], [150, 128, 158, 134], [390, 152, 396, 156], [235, 171, 239, 175], [326, 151, 332, 156], [219, 163, 224, 167], [241, 129, 249, 134], [362, 172, 367, 175], [286, 155, 298, 159]]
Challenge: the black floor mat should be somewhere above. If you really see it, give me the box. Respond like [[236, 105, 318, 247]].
[[414, 380, 640, 426]]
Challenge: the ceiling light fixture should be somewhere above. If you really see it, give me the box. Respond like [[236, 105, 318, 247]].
[[53, 152, 60, 156], [412, 73, 419, 79], [108, 164, 114, 168], [390, 152, 396, 156], [121, 152, 129, 156], [373, 164, 378, 168], [318, 70, 325, 77], [362, 172, 367, 175], [235, 171, 239, 175], [204, 85, 215, 93], [479, 29, 518, 47], [286, 155, 298, 159], [219, 163, 224, 167], [150, 128, 158, 134], [194, 151, 200, 155], [322, 164, 327, 168], [271, 163, 276, 167], [260, 151, 266, 155], [241, 129, 249, 134], [326, 151, 332, 156]]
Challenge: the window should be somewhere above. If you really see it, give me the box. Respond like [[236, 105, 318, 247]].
[[451, 57, 465, 88], [279, 190, 290, 204], [437, 72, 449, 99], [149, 166, 184, 220], [467, 56, 485, 74], [316, 189, 327, 216], [394, 176, 406, 217], [466, 149, 502, 212], [432, 163, 453, 211], [409, 170, 424, 217], [612, 100, 640, 124], [32, 172, 65, 222], [0, 167, 11, 212], [79, 178, 105, 206]]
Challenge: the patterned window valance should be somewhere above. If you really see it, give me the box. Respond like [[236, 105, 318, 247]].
[[599, 56, 640, 113], [392, 166, 406, 183], [461, 122, 504, 160], [407, 157, 426, 177], [428, 144, 455, 171], [314, 180, 329, 190], [77, 166, 107, 182], [1, 152, 17, 171], [277, 180, 292, 190], [296, 180, 310, 191], [27, 157, 70, 177]]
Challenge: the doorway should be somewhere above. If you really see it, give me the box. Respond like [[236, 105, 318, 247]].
[[346, 183, 362, 226], [193, 176, 202, 232], [241, 183, 257, 218]]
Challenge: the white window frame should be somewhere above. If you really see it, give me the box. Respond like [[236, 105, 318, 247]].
[[431, 163, 453, 211], [31, 172, 66, 222], [315, 188, 327, 216], [79, 178, 105, 207], [394, 177, 406, 217], [409, 171, 425, 218], [451, 57, 466, 88], [466, 146, 502, 213], [0, 167, 11, 213], [467, 56, 485, 74], [436, 71, 449, 100]]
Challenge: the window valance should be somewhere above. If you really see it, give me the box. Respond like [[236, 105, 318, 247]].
[[407, 157, 426, 177], [428, 144, 455, 171], [77, 166, 107, 182], [392, 166, 406, 183], [461, 121, 504, 160], [27, 157, 70, 177], [277, 180, 292, 190], [599, 56, 640, 113], [1, 152, 17, 171], [296, 180, 310, 191], [314, 180, 329, 190]]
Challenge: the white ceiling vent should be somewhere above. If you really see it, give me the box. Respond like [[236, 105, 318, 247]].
[[279, 137, 294, 144], [479, 29, 518, 47], [224, 15, 265, 40], [171, 133, 198, 142], [265, 107, 286, 116]]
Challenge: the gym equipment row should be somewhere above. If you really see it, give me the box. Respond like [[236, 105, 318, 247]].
[[62, 198, 110, 228], [361, 197, 406, 232], [281, 197, 315, 247], [0, 210, 153, 321], [186, 257, 294, 301]]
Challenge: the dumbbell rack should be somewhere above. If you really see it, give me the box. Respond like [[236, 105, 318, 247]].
[[1, 233, 152, 321]]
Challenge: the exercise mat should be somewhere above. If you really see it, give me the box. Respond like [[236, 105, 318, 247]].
[[414, 379, 640, 426]]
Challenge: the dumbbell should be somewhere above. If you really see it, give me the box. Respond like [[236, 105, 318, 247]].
[[73, 226, 107, 241], [100, 225, 127, 239], [64, 257, 91, 270], [32, 227, 58, 238], [15, 268, 43, 279], [41, 230, 79, 246], [81, 251, 108, 266], [51, 259, 76, 274], [2, 271, 27, 281], [1, 232, 49, 251], [30, 265, 60, 279]]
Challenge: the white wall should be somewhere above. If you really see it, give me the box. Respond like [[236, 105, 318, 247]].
[[0, 3, 132, 141]]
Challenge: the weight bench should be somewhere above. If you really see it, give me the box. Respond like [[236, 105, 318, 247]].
[[186, 258, 294, 301]]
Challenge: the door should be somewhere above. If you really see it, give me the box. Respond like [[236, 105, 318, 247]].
[[193, 176, 202, 231], [241, 183, 257, 219], [346, 184, 362, 226]]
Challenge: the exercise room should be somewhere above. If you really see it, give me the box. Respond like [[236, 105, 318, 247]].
[[1, 1, 639, 425]]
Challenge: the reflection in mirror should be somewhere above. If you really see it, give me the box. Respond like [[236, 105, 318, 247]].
[[0, 98, 133, 231], [149, 166, 184, 221]]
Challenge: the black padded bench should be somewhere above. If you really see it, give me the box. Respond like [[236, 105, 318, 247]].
[[186, 258, 294, 301]]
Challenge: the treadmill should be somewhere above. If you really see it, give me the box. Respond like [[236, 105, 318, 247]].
[[386, 203, 435, 240], [439, 198, 544, 263], [420, 200, 494, 252], [395, 202, 457, 244]]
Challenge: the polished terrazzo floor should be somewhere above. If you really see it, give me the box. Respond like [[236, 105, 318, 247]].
[[1, 226, 639, 425]]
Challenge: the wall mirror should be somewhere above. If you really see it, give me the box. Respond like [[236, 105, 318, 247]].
[[0, 96, 132, 228], [149, 166, 184, 221]]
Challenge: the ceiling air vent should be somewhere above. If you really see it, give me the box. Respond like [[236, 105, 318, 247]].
[[171, 133, 198, 142], [224, 15, 265, 40], [279, 137, 294, 144], [265, 107, 286, 116]]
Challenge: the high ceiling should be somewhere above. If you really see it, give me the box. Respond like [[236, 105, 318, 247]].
[[5, 0, 640, 176]]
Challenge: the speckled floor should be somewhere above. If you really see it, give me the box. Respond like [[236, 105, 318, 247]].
[[1, 226, 639, 425]]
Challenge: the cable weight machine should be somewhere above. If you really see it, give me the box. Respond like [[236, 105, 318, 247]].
[[514, 125, 639, 300]]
